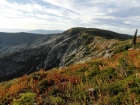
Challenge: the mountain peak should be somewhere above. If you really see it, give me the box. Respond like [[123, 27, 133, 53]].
[[63, 27, 132, 40]]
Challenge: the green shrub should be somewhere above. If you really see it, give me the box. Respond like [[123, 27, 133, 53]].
[[12, 92, 36, 105], [99, 67, 115, 77], [136, 95, 140, 103], [49, 87, 61, 96], [115, 44, 132, 53], [49, 96, 63, 105], [72, 90, 86, 102], [37, 79, 55, 93], [109, 84, 124, 96], [108, 93, 124, 105]]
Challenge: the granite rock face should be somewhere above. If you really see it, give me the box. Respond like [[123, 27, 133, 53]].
[[0, 27, 132, 81]]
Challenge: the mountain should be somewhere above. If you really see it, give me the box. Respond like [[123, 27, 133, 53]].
[[28, 29, 63, 34], [0, 27, 132, 81], [0, 28, 63, 34], [1, 37, 140, 105], [0, 32, 47, 49]]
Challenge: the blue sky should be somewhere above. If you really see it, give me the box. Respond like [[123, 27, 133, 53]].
[[0, 0, 140, 34]]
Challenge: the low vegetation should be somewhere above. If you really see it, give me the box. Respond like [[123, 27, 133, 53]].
[[0, 30, 139, 105], [0, 46, 140, 105]]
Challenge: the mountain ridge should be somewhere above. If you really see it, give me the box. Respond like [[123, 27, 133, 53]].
[[0, 27, 132, 81]]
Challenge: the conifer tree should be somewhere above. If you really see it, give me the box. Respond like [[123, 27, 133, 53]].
[[132, 29, 138, 45]]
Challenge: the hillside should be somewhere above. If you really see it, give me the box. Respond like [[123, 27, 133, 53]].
[[0, 32, 46, 49], [0, 28, 132, 81], [0, 38, 140, 104]]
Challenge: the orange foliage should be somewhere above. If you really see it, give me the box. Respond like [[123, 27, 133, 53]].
[[99, 49, 140, 70], [69, 63, 88, 72], [9, 81, 26, 96], [0, 86, 6, 98]]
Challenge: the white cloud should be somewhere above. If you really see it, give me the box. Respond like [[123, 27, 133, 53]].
[[124, 21, 130, 25], [0, 0, 140, 34], [42, 0, 75, 11]]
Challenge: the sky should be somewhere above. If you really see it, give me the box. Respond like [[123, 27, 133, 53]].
[[0, 0, 140, 35]]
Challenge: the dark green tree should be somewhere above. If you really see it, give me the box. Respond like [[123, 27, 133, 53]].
[[132, 29, 138, 45]]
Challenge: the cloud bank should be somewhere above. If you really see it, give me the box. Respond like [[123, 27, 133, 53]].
[[0, 0, 140, 34]]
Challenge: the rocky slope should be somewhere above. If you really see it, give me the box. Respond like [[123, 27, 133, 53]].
[[1, 43, 140, 105], [0, 27, 132, 81]]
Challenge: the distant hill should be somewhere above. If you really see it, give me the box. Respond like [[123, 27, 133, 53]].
[[0, 32, 46, 49], [28, 29, 63, 34]]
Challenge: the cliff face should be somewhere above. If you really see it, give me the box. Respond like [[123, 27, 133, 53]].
[[0, 28, 132, 81]]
